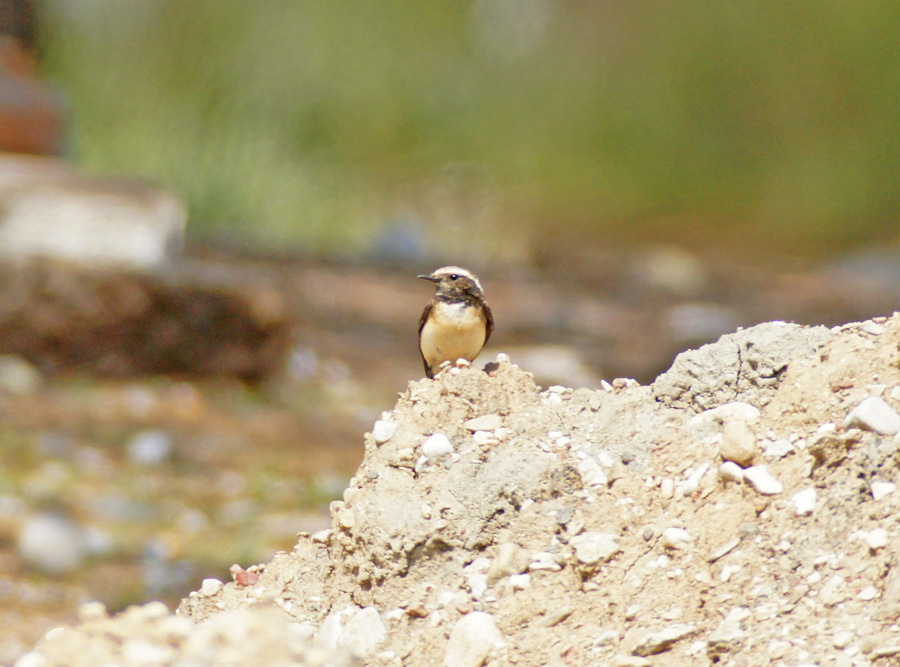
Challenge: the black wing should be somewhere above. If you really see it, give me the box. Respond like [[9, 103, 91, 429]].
[[482, 301, 494, 347], [418, 300, 435, 378]]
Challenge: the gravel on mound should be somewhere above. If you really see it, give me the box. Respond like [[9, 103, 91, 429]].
[[19, 314, 900, 667]]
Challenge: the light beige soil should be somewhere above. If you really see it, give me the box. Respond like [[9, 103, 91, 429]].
[[18, 314, 900, 667]]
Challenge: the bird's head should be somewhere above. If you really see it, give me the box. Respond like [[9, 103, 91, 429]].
[[418, 266, 485, 300]]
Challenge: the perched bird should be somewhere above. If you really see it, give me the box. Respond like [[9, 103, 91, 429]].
[[417, 266, 494, 379]]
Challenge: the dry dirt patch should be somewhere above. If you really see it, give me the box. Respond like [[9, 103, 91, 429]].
[[19, 315, 900, 667]]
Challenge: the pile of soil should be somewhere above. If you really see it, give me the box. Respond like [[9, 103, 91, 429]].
[[17, 314, 900, 666]]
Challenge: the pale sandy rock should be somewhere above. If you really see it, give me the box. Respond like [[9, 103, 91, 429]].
[[444, 612, 501, 667], [720, 420, 758, 466]]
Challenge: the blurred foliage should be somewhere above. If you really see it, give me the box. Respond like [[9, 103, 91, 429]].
[[35, 0, 900, 255]]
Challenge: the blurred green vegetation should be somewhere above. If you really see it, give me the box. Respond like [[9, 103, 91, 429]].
[[36, 0, 900, 256]]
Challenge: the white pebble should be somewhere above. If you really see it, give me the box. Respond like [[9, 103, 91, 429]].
[[509, 573, 531, 590], [659, 478, 675, 499], [472, 431, 498, 446], [463, 414, 503, 432], [127, 429, 172, 466], [571, 532, 620, 565], [121, 639, 174, 666], [743, 465, 783, 495], [372, 420, 398, 445], [529, 552, 562, 572], [444, 612, 502, 667], [18, 514, 84, 575], [844, 397, 900, 436], [422, 433, 453, 460], [833, 631, 854, 649], [862, 321, 886, 335], [764, 439, 794, 458], [11, 652, 47, 667], [341, 607, 387, 656], [792, 487, 817, 516], [858, 586, 878, 601], [662, 527, 692, 549], [200, 578, 223, 596], [867, 528, 889, 550], [680, 462, 710, 494], [872, 481, 896, 501], [577, 458, 608, 487], [467, 572, 488, 600], [720, 421, 758, 466], [719, 461, 744, 483]]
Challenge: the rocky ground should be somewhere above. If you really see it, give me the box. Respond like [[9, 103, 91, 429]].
[[15, 312, 900, 666]]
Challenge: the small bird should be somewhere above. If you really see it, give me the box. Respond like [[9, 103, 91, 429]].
[[417, 266, 494, 379]]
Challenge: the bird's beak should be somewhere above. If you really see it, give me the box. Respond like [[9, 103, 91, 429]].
[[418, 274, 439, 283]]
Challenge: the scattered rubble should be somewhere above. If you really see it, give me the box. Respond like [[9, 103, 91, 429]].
[[19, 314, 900, 666]]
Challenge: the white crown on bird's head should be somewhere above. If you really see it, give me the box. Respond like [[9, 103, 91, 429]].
[[427, 266, 484, 294]]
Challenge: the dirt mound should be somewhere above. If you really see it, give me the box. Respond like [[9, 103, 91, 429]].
[[18, 314, 900, 666]]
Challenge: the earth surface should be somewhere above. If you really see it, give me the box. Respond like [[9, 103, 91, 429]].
[[15, 311, 900, 666]]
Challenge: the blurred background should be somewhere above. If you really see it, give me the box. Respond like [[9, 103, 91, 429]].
[[2, 0, 900, 660]]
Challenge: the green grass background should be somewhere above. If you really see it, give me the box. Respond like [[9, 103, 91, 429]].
[[36, 0, 900, 258]]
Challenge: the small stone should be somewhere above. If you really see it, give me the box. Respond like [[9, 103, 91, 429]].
[[792, 487, 817, 515], [121, 639, 174, 666], [422, 433, 453, 460], [844, 397, 900, 436], [540, 605, 574, 627], [571, 532, 620, 565], [872, 481, 896, 501], [77, 601, 108, 622], [867, 528, 889, 550], [707, 608, 749, 659], [768, 640, 791, 659], [312, 529, 333, 544], [662, 527, 692, 549], [11, 651, 47, 667], [859, 586, 878, 601], [743, 465, 783, 495], [688, 402, 760, 439], [341, 607, 386, 656], [200, 578, 223, 596], [140, 601, 169, 620], [577, 457, 608, 487], [862, 321, 887, 335], [529, 552, 562, 572], [336, 508, 355, 530], [17, 514, 84, 575], [707, 537, 741, 563], [720, 421, 758, 466], [555, 506, 573, 525], [463, 415, 502, 432], [472, 431, 497, 446], [0, 355, 42, 395], [872, 645, 900, 658], [610, 657, 651, 667], [127, 429, 172, 466], [679, 462, 710, 494], [821, 575, 847, 607], [719, 462, 744, 483], [486, 543, 521, 583], [764, 438, 794, 458], [509, 573, 531, 590], [833, 631, 854, 649], [633, 623, 697, 656], [659, 478, 675, 498], [444, 612, 502, 667], [372, 420, 398, 445], [594, 629, 618, 646]]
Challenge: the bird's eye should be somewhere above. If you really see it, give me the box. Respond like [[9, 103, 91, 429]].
[[450, 274, 459, 281]]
